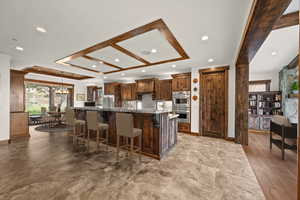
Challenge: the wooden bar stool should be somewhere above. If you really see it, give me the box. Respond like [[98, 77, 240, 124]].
[[65, 109, 86, 147], [86, 111, 109, 153], [116, 113, 142, 163]]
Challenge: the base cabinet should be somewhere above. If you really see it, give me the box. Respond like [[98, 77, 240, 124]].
[[178, 122, 190, 133], [10, 112, 29, 139]]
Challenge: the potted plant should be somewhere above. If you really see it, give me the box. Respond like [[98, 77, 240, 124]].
[[291, 81, 299, 94]]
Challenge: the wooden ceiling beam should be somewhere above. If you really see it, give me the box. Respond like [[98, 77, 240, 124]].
[[236, 0, 292, 65], [273, 11, 299, 30], [82, 55, 123, 69], [58, 62, 101, 73], [23, 66, 94, 80], [110, 43, 150, 64], [287, 54, 299, 69]]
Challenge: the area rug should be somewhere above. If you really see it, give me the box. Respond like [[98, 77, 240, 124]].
[[35, 125, 73, 133]]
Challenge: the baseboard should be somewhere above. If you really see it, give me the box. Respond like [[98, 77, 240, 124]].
[[226, 137, 235, 142], [181, 132, 200, 136]]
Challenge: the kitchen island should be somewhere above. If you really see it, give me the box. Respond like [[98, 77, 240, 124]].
[[73, 107, 178, 160]]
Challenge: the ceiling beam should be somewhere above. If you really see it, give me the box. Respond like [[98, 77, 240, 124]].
[[287, 54, 299, 69], [110, 44, 150, 64], [236, 0, 292, 65], [82, 55, 123, 69], [273, 11, 299, 30]]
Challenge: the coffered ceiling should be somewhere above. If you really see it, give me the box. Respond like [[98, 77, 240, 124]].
[[0, 0, 253, 81]]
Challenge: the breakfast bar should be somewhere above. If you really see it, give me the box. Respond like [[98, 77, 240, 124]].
[[73, 107, 178, 159]]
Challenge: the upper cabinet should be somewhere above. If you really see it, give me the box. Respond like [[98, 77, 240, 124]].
[[10, 70, 27, 112], [121, 83, 136, 100], [104, 82, 120, 95], [136, 78, 157, 94], [171, 73, 191, 92], [155, 79, 172, 100]]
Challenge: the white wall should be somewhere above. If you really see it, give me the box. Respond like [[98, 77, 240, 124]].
[[249, 72, 279, 91], [0, 54, 11, 141], [190, 65, 235, 138], [25, 73, 104, 107]]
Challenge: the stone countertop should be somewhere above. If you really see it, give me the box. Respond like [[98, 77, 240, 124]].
[[73, 106, 173, 114]]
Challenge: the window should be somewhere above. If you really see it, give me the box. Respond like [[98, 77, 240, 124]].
[[25, 81, 74, 115], [249, 80, 271, 92]]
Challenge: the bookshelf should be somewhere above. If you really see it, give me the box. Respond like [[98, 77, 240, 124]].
[[248, 91, 282, 131]]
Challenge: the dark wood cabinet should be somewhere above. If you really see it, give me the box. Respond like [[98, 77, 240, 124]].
[[178, 122, 190, 133], [171, 73, 191, 92], [104, 82, 119, 95], [154, 79, 172, 100], [136, 78, 156, 93], [121, 83, 136, 100], [10, 70, 26, 112], [10, 70, 29, 140]]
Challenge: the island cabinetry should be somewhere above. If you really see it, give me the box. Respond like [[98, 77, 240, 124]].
[[154, 79, 172, 100], [136, 78, 157, 93], [171, 73, 191, 91], [73, 108, 177, 159], [121, 83, 136, 100]]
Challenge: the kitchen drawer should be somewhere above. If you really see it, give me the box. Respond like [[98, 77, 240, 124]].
[[178, 122, 190, 133]]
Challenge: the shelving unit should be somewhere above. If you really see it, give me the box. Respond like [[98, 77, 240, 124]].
[[248, 91, 282, 131]]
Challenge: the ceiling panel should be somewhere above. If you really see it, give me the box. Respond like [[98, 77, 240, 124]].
[[87, 46, 143, 68], [67, 57, 116, 72], [117, 29, 181, 63]]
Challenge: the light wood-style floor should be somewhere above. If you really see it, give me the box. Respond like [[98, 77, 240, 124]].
[[244, 132, 297, 200]]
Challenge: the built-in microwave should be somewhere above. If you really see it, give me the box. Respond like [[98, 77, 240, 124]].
[[173, 91, 190, 109]]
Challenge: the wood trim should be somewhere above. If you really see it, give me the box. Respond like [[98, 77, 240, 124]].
[[198, 66, 230, 73], [103, 57, 186, 74], [23, 66, 93, 80], [10, 69, 28, 75], [199, 66, 229, 139], [287, 54, 299, 69], [24, 79, 74, 87], [171, 72, 191, 78], [110, 44, 150, 64], [56, 19, 189, 74], [58, 61, 101, 73], [236, 0, 291, 65], [82, 55, 123, 70], [273, 11, 299, 30], [225, 137, 235, 142]]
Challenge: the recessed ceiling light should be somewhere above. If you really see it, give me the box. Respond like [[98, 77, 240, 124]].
[[104, 76, 107, 79], [271, 51, 277, 56], [142, 69, 146, 72], [201, 35, 209, 41], [91, 65, 96, 68], [208, 58, 214, 63], [16, 46, 24, 51], [151, 49, 157, 53], [36, 27, 47, 33], [121, 73, 125, 76], [99, 61, 104, 64], [172, 64, 176, 68], [115, 58, 120, 62]]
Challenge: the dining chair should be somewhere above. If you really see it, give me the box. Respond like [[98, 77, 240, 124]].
[[116, 113, 142, 163]]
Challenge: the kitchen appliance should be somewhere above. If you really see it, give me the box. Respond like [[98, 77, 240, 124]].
[[173, 91, 191, 123], [173, 91, 191, 110], [103, 95, 115, 108], [174, 109, 190, 123]]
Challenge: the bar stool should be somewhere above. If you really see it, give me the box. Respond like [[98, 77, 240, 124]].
[[116, 113, 142, 163], [65, 109, 86, 147], [86, 111, 109, 153]]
